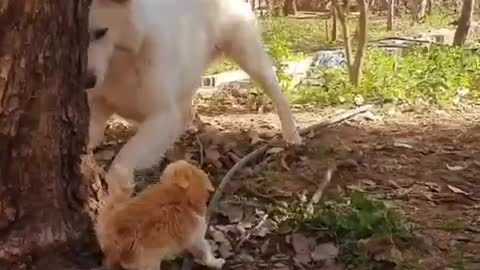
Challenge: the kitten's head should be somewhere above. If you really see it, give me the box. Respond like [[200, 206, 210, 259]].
[[161, 160, 215, 210]]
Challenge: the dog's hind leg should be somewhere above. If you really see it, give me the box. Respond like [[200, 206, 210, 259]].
[[224, 25, 302, 145]]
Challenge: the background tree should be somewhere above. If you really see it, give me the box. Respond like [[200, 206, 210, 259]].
[[331, 3, 338, 42], [283, 0, 299, 15], [0, 1, 104, 269], [453, 0, 475, 46], [411, 0, 428, 25], [332, 0, 369, 88], [387, 0, 395, 30]]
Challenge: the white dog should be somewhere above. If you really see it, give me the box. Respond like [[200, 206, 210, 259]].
[[86, 0, 302, 184]]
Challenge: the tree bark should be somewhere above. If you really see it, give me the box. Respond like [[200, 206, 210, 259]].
[[352, 0, 369, 88], [0, 1, 104, 269], [453, 0, 475, 46]]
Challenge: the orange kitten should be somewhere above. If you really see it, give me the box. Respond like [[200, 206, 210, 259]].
[[95, 160, 225, 270]]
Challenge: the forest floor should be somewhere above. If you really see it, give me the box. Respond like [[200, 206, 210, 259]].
[[87, 13, 480, 270], [93, 90, 480, 270]]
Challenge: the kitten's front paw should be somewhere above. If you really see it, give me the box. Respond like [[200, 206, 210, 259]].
[[206, 258, 225, 269]]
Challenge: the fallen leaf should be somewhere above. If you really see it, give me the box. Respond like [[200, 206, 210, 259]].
[[255, 219, 275, 238], [273, 262, 290, 270], [205, 145, 222, 168], [311, 243, 339, 261], [322, 259, 345, 270], [360, 179, 377, 189], [237, 253, 254, 263], [446, 164, 465, 171], [248, 130, 264, 144], [393, 142, 413, 149], [210, 228, 233, 258], [210, 229, 229, 243], [266, 147, 285, 155], [424, 182, 441, 193], [227, 152, 241, 163], [294, 253, 311, 265], [358, 235, 403, 265], [260, 239, 270, 255], [291, 233, 310, 254], [280, 154, 290, 171], [447, 185, 469, 195], [277, 223, 293, 235], [226, 205, 244, 223], [218, 242, 233, 258]]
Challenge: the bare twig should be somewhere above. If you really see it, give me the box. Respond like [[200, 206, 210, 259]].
[[300, 104, 373, 136], [196, 135, 204, 168], [308, 159, 359, 206], [235, 213, 269, 250], [181, 145, 269, 270]]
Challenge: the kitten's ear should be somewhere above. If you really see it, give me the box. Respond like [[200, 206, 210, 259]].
[[175, 178, 190, 189], [162, 160, 193, 189]]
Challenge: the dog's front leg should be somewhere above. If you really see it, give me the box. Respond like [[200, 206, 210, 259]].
[[106, 106, 184, 186], [87, 93, 113, 150]]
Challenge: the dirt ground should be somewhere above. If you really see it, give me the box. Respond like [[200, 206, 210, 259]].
[[94, 91, 480, 270]]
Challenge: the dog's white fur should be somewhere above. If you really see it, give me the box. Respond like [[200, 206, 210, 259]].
[[87, 0, 302, 184]]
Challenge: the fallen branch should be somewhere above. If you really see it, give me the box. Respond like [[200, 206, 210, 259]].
[[207, 145, 269, 222], [300, 104, 373, 136], [235, 213, 269, 250], [182, 144, 269, 270]]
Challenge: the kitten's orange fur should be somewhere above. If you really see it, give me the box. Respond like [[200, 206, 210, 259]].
[[95, 160, 225, 270]]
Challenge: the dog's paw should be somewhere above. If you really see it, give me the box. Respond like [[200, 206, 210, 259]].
[[206, 258, 225, 269], [285, 131, 303, 146]]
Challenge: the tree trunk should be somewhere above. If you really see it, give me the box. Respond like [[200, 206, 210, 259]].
[[283, 0, 298, 15], [418, 0, 427, 22], [352, 0, 369, 88], [411, 0, 419, 25], [331, 4, 338, 42], [387, 0, 395, 30], [426, 0, 434, 15], [332, 0, 353, 78], [453, 0, 475, 46], [0, 1, 105, 269], [412, 0, 427, 24]]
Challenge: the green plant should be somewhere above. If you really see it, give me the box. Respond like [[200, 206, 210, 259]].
[[290, 46, 480, 106], [269, 191, 415, 268]]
